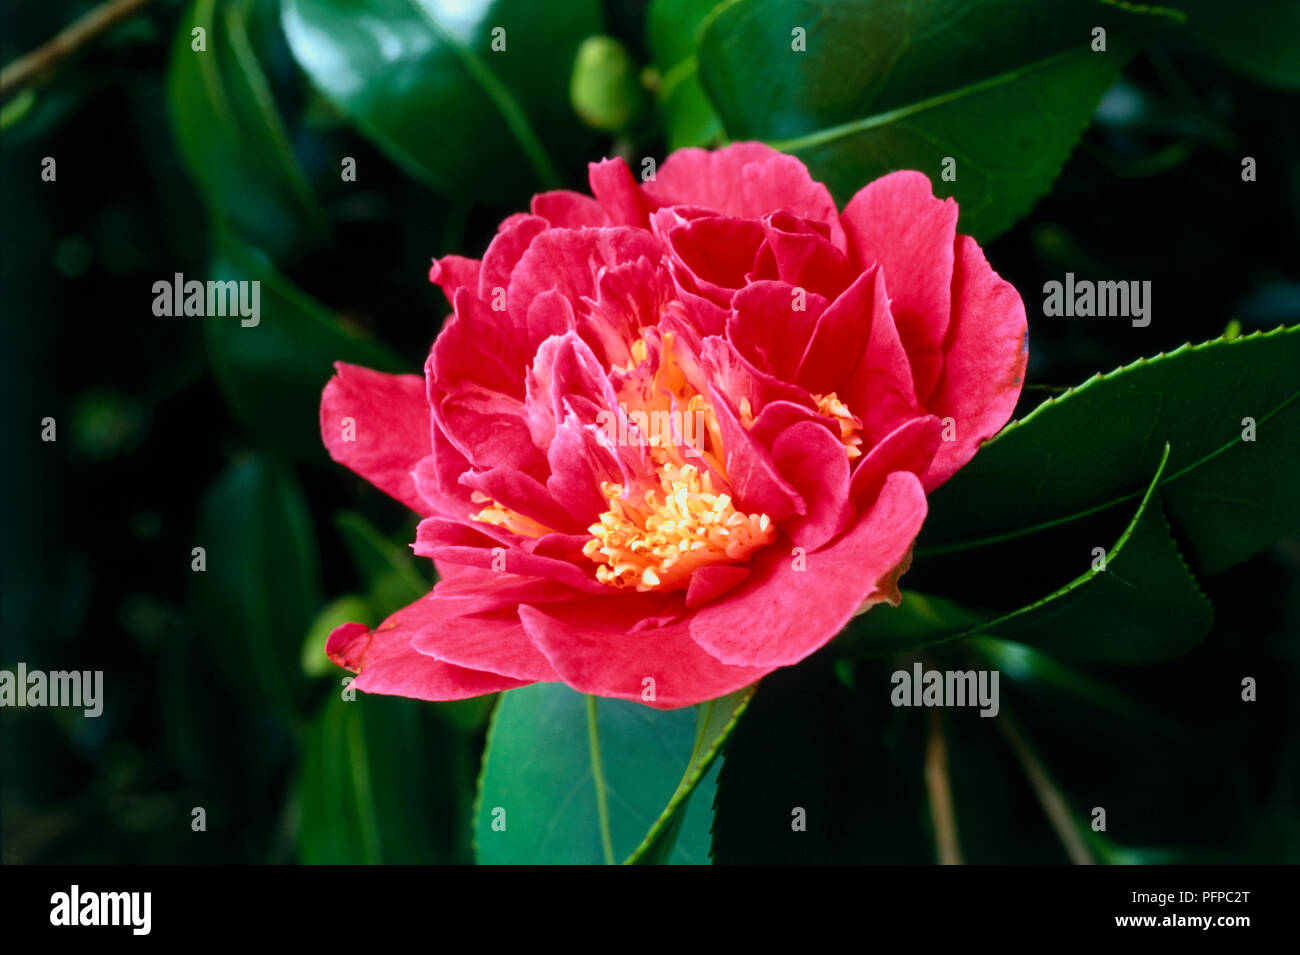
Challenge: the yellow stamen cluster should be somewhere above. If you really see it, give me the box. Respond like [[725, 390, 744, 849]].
[[812, 392, 864, 459], [468, 329, 796, 593], [581, 464, 774, 592]]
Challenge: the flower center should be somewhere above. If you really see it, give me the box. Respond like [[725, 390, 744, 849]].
[[581, 464, 774, 591], [468, 332, 862, 594], [582, 331, 774, 591]]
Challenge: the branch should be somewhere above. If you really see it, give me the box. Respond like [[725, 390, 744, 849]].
[[1, 0, 154, 100], [996, 710, 1096, 865], [924, 706, 963, 865]]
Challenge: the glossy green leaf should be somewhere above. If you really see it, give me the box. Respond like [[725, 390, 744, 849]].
[[190, 455, 321, 716], [648, 0, 724, 148], [921, 326, 1300, 576], [971, 491, 1213, 663], [281, 0, 602, 200], [205, 237, 405, 459], [1169, 0, 1300, 90], [298, 694, 473, 863], [627, 686, 754, 863], [697, 0, 1179, 238], [852, 446, 1214, 664], [169, 0, 328, 258], [475, 683, 752, 864]]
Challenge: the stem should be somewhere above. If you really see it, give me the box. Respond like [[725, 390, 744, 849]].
[[585, 695, 616, 865], [924, 706, 963, 865], [1, 0, 155, 99], [996, 711, 1095, 865]]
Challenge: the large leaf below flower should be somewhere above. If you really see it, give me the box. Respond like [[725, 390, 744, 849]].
[[475, 682, 752, 864], [281, 0, 601, 200], [920, 326, 1300, 576], [695, 0, 1179, 239]]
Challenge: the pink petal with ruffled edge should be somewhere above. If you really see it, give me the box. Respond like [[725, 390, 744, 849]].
[[645, 142, 846, 251], [320, 363, 432, 515], [923, 235, 1029, 489], [841, 170, 957, 401]]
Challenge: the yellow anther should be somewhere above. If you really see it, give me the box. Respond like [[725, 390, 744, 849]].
[[812, 392, 864, 460]]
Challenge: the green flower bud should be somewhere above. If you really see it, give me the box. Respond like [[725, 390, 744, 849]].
[[570, 35, 646, 133]]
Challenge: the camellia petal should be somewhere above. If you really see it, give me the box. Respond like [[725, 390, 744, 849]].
[[320, 363, 433, 516], [518, 596, 772, 709], [922, 235, 1030, 489], [326, 602, 529, 702], [841, 170, 959, 400]]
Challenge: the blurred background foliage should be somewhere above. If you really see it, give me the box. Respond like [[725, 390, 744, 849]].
[[1, 0, 1297, 863]]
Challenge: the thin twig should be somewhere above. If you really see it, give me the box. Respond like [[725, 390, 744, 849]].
[[996, 711, 1095, 865], [1, 0, 154, 99], [924, 706, 963, 865]]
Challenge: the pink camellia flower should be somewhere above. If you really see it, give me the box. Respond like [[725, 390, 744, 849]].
[[320, 143, 1027, 708]]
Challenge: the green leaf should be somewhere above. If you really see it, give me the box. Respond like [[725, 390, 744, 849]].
[[190, 455, 321, 717], [697, 0, 1179, 239], [169, 0, 327, 258], [853, 445, 1214, 664], [626, 686, 754, 863], [204, 237, 405, 459], [297, 694, 473, 863], [281, 0, 602, 200], [711, 656, 931, 863], [921, 327, 1300, 576], [970, 486, 1213, 664], [474, 683, 752, 864], [648, 0, 725, 148], [333, 511, 430, 610], [1168, 0, 1300, 90]]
